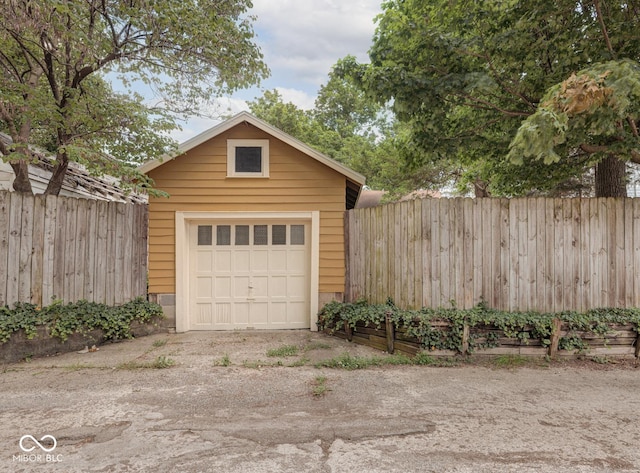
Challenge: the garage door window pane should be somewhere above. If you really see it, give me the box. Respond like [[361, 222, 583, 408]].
[[235, 225, 249, 245], [272, 225, 286, 245], [216, 225, 231, 245], [254, 225, 268, 245], [291, 225, 305, 245], [197, 225, 212, 246]]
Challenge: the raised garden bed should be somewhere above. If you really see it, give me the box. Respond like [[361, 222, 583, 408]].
[[1, 298, 165, 363], [318, 300, 640, 359]]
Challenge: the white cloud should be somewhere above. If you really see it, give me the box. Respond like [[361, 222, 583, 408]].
[[274, 87, 316, 110], [250, 0, 381, 89], [176, 0, 382, 141]]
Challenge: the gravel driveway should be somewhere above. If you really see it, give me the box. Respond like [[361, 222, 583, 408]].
[[1, 330, 639, 472]]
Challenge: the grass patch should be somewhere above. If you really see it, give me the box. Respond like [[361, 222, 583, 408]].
[[288, 356, 310, 367], [311, 375, 329, 397], [267, 345, 299, 357], [313, 351, 465, 370], [214, 354, 231, 367], [313, 352, 413, 370], [590, 355, 613, 365], [266, 345, 299, 358], [152, 338, 168, 348], [412, 352, 436, 365], [63, 362, 96, 371], [117, 356, 175, 370], [492, 355, 529, 369], [242, 359, 283, 369]]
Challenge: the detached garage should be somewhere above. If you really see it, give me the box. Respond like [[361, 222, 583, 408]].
[[141, 112, 364, 332]]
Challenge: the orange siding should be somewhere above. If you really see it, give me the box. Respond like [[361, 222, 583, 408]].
[[147, 123, 348, 295]]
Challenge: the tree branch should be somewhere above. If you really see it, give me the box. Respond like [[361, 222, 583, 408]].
[[453, 93, 531, 117], [594, 0, 616, 59]]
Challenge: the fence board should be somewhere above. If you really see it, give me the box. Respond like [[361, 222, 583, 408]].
[[0, 193, 8, 305], [74, 198, 88, 301], [18, 195, 34, 302], [421, 200, 432, 307], [63, 198, 77, 303], [84, 200, 97, 301], [345, 197, 640, 312], [0, 192, 147, 307], [624, 199, 634, 307], [633, 200, 640, 307], [7, 194, 23, 304], [42, 195, 57, 304], [94, 200, 108, 303], [31, 196, 46, 306]]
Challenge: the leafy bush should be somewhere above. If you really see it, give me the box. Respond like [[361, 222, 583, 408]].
[[0, 297, 164, 344]]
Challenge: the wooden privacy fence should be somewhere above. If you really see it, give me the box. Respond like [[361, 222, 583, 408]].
[[345, 198, 640, 312], [0, 192, 148, 307]]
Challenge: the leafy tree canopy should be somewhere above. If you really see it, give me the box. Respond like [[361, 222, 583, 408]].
[[0, 0, 268, 195], [249, 59, 454, 199], [345, 0, 640, 196], [508, 59, 640, 167]]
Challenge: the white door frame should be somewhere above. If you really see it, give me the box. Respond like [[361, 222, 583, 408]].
[[175, 211, 320, 333]]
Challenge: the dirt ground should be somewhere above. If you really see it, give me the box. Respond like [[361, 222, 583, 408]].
[[1, 330, 640, 473]]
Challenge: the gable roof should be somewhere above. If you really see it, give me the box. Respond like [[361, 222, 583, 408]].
[[139, 111, 366, 186]]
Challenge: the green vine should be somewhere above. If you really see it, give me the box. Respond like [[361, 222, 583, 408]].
[[0, 297, 164, 344], [317, 299, 640, 355]]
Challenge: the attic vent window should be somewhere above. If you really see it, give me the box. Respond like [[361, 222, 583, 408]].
[[227, 139, 269, 177]]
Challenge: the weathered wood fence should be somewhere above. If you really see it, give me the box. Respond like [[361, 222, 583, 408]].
[[0, 192, 148, 307], [345, 198, 640, 312]]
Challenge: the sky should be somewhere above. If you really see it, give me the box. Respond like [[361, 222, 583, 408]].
[[173, 0, 383, 142]]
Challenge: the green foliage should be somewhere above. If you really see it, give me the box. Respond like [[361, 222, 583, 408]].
[[150, 356, 176, 369], [318, 300, 640, 355], [266, 345, 299, 358], [214, 354, 232, 367], [0, 298, 164, 344], [311, 375, 329, 397], [492, 355, 529, 369], [117, 355, 175, 370], [508, 60, 640, 169], [248, 74, 445, 197], [313, 352, 413, 370], [350, 0, 640, 196], [0, 0, 268, 194], [152, 338, 168, 348]]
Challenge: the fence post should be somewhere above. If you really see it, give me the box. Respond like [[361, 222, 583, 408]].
[[344, 320, 353, 342], [548, 318, 562, 359], [385, 312, 395, 354], [634, 325, 640, 359], [344, 210, 351, 302], [461, 323, 470, 355]]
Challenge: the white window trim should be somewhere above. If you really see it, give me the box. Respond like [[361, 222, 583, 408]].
[[226, 139, 270, 178], [175, 211, 320, 333]]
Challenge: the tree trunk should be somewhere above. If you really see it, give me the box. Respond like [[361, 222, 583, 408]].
[[10, 160, 34, 194], [473, 179, 491, 198], [44, 153, 69, 196], [594, 154, 627, 197]]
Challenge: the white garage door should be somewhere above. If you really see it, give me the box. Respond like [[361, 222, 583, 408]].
[[189, 221, 310, 330]]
